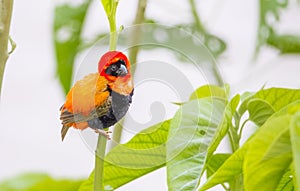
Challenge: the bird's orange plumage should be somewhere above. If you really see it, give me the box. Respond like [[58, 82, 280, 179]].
[[63, 73, 109, 115], [61, 74, 110, 130]]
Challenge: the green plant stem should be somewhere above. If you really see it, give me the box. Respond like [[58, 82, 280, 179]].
[[228, 125, 244, 191], [107, 1, 119, 149], [94, 1, 119, 190], [0, 0, 13, 98], [108, 3, 118, 51], [228, 125, 239, 153], [109, 20, 117, 50], [189, 0, 205, 33], [109, 118, 123, 149], [129, 0, 147, 74], [94, 134, 107, 191], [228, 115, 244, 191], [238, 119, 249, 141]]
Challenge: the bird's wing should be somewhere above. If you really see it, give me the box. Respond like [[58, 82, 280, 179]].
[[60, 96, 112, 126], [60, 74, 112, 126]]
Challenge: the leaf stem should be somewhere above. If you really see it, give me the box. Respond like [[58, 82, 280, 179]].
[[228, 125, 239, 153], [94, 134, 107, 191], [108, 1, 118, 51], [238, 119, 249, 141], [0, 0, 13, 98], [189, 0, 205, 33], [129, 0, 147, 74]]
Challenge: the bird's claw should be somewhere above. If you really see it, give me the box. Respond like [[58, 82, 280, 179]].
[[94, 129, 112, 140]]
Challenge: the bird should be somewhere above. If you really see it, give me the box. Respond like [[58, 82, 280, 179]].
[[59, 51, 134, 141]]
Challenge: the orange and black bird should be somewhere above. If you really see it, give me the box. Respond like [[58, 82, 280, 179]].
[[59, 51, 134, 141]]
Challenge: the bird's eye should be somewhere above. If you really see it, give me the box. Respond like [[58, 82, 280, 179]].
[[110, 65, 117, 71]]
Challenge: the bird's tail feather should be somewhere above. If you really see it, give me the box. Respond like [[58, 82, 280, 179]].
[[61, 125, 70, 141]]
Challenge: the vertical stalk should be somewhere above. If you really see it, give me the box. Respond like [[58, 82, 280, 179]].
[[129, 0, 147, 74], [189, 0, 205, 33], [108, 18, 117, 50], [228, 125, 240, 152], [108, 2, 118, 51], [94, 2, 119, 190], [228, 116, 244, 190], [94, 135, 108, 191], [0, 0, 13, 97]]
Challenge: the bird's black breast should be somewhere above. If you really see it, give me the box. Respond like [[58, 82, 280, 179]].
[[88, 89, 133, 130]]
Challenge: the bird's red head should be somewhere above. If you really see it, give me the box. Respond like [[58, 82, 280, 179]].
[[98, 51, 131, 81]]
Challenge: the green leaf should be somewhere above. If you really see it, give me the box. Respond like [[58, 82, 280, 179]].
[[244, 116, 292, 191], [206, 154, 231, 178], [243, 101, 300, 191], [276, 170, 294, 191], [239, 87, 300, 116], [199, 100, 300, 191], [290, 111, 300, 190], [256, 0, 300, 55], [256, 0, 289, 52], [247, 98, 275, 126], [256, 88, 300, 111], [166, 98, 226, 191], [240, 91, 254, 102], [101, 0, 118, 18], [189, 85, 228, 101], [0, 173, 83, 191], [198, 145, 248, 191], [267, 31, 300, 54], [79, 120, 170, 191], [53, 0, 91, 94]]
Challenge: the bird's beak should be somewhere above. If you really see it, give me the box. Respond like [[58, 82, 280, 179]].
[[117, 64, 128, 76]]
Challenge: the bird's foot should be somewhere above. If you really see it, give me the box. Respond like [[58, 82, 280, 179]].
[[94, 129, 112, 140]]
